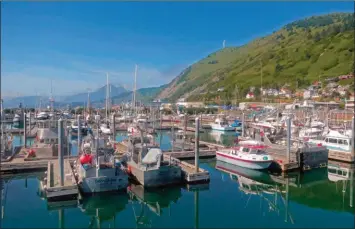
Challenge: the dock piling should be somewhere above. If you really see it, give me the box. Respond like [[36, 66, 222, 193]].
[[23, 112, 27, 148], [351, 116, 354, 159], [195, 117, 200, 173], [286, 117, 291, 163], [77, 115, 81, 150], [58, 119, 64, 186]]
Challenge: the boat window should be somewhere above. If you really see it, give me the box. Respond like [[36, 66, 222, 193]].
[[343, 140, 349, 145], [325, 138, 329, 143], [328, 168, 337, 174], [328, 138, 337, 144], [337, 170, 344, 176], [343, 171, 348, 176], [241, 184, 249, 189], [242, 147, 250, 153], [338, 139, 344, 145]]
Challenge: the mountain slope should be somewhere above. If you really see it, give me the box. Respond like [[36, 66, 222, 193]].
[[156, 13, 354, 102]]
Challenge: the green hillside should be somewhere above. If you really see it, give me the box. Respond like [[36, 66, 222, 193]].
[[156, 13, 354, 102]]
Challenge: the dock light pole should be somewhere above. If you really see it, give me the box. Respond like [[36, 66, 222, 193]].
[[286, 117, 291, 163], [77, 115, 81, 152], [195, 117, 200, 173], [58, 119, 64, 186], [23, 112, 27, 148]]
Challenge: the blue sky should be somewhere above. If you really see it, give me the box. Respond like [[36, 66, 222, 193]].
[[1, 1, 353, 97]]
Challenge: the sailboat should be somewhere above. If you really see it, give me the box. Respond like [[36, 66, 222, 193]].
[[100, 73, 112, 135]]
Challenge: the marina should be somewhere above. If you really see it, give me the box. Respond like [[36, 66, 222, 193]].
[[1, 2, 355, 228]]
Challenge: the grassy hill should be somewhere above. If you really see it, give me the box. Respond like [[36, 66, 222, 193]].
[[156, 13, 354, 102]]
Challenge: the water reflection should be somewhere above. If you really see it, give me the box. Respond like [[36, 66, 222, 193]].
[[79, 193, 128, 228], [327, 161, 354, 209], [201, 130, 237, 147], [215, 161, 294, 223]]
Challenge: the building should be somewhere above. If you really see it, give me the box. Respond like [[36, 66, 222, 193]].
[[245, 92, 254, 99], [175, 101, 204, 108], [345, 95, 355, 110]]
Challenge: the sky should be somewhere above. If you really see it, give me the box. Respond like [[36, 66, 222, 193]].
[[1, 1, 354, 98]]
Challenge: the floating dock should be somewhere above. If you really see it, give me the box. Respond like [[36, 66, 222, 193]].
[[44, 159, 78, 201]]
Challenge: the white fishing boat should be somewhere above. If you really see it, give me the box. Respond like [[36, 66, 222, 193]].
[[216, 144, 273, 170], [36, 111, 49, 120], [211, 118, 235, 131], [75, 136, 128, 194], [299, 127, 324, 139], [308, 130, 352, 152], [100, 123, 112, 135]]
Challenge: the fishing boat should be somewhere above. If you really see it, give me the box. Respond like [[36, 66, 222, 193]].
[[36, 111, 49, 120], [216, 144, 273, 170], [299, 127, 324, 139], [308, 130, 352, 152], [211, 118, 235, 131], [75, 136, 129, 194], [71, 120, 89, 136], [100, 123, 112, 135], [125, 130, 182, 187]]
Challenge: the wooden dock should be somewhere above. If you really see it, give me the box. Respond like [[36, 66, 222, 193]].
[[328, 149, 355, 163], [44, 159, 78, 201], [163, 154, 210, 183]]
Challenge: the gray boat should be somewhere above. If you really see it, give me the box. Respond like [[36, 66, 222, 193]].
[[75, 135, 129, 194], [125, 127, 182, 188]]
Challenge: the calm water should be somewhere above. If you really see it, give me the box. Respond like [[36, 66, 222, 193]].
[[2, 130, 354, 228]]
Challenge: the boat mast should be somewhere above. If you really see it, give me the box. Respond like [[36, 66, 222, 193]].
[[106, 73, 109, 122], [49, 79, 54, 114], [133, 64, 138, 116]]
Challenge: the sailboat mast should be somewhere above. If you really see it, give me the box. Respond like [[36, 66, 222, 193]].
[[133, 64, 138, 115], [106, 73, 109, 121]]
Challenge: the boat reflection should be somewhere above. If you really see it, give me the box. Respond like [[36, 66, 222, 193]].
[[215, 161, 294, 224], [78, 192, 128, 228], [327, 161, 354, 208]]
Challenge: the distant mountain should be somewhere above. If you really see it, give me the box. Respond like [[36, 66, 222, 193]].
[[63, 84, 127, 103], [91, 85, 167, 106], [2, 84, 166, 108]]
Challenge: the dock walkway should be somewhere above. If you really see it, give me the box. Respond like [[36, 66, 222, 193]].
[[45, 159, 78, 201]]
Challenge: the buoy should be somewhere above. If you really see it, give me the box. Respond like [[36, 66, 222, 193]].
[[80, 154, 92, 164], [127, 166, 132, 174]]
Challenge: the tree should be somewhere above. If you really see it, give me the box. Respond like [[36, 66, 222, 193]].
[[254, 87, 261, 98], [313, 32, 321, 42], [275, 63, 283, 73]]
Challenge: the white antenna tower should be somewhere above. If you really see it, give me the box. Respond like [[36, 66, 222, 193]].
[[223, 40, 226, 49]]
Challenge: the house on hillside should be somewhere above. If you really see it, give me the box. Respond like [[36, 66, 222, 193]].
[[246, 92, 255, 99], [338, 74, 353, 80], [303, 90, 313, 99]]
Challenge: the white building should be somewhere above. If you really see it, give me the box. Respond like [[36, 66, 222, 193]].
[[345, 95, 354, 110]]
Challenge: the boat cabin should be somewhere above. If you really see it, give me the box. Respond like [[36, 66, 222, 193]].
[[214, 118, 229, 126]]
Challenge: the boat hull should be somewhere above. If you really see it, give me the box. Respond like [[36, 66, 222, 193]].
[[216, 152, 272, 170], [211, 125, 235, 131], [79, 175, 129, 194], [128, 162, 182, 187]]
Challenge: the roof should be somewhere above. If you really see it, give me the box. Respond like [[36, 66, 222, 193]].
[[326, 130, 350, 139]]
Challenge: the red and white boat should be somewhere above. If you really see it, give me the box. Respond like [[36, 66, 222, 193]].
[[216, 144, 273, 170]]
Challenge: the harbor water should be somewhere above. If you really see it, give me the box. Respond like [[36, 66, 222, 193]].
[[1, 130, 354, 228]]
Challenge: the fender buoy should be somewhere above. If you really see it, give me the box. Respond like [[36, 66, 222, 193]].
[[127, 166, 132, 174]]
